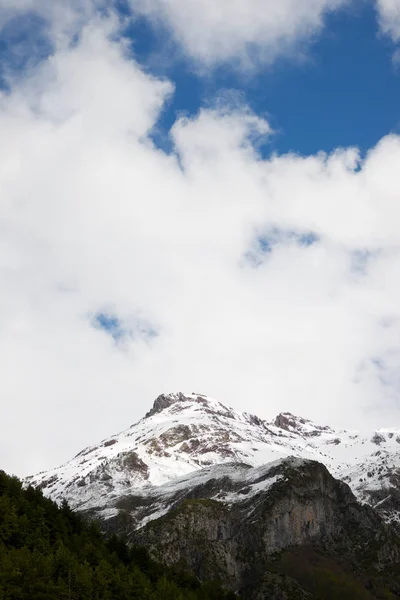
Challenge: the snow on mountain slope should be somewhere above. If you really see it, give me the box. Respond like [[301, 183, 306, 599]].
[[26, 392, 400, 526], [114, 458, 292, 531]]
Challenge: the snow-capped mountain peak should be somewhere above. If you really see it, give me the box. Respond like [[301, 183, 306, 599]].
[[144, 392, 232, 418], [26, 392, 400, 528]]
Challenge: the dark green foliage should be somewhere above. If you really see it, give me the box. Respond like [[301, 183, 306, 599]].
[[0, 470, 237, 599]]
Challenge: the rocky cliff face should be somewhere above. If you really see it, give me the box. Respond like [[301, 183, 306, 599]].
[[131, 459, 400, 599]]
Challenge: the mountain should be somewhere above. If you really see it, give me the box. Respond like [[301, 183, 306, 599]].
[[27, 392, 400, 528], [25, 392, 400, 598]]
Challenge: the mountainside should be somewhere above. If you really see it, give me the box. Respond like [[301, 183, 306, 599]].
[[7, 457, 400, 599], [27, 392, 400, 528], [132, 458, 400, 599]]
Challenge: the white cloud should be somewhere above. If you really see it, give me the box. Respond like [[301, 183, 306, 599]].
[[2, 0, 399, 71], [376, 0, 400, 43], [1, 9, 400, 478], [0, 0, 111, 74], [131, 0, 350, 67], [0, 0, 353, 70]]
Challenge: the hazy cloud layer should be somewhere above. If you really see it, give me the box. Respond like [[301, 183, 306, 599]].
[[0, 4, 400, 476]]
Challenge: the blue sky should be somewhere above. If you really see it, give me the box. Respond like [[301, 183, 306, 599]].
[[1, 1, 399, 156], [125, 2, 400, 157], [2, 0, 400, 475]]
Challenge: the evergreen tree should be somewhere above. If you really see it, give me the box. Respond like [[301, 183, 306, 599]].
[[0, 470, 238, 600]]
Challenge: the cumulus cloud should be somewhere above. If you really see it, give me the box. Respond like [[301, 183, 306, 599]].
[[131, 0, 351, 67], [1, 7, 400, 477], [376, 0, 400, 43], [0, 0, 109, 87]]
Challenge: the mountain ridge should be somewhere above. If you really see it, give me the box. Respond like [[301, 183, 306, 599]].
[[26, 392, 400, 529]]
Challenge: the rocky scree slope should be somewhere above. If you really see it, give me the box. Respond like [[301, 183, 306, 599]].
[[27, 392, 400, 528]]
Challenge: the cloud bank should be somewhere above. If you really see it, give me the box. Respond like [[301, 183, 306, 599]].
[[0, 4, 400, 477]]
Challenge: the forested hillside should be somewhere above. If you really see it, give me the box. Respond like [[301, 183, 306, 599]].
[[0, 470, 236, 599]]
